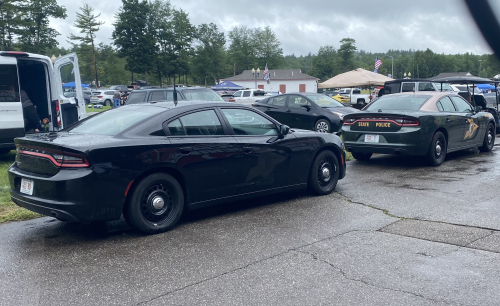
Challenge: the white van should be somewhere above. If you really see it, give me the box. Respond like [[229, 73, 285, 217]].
[[0, 51, 86, 154]]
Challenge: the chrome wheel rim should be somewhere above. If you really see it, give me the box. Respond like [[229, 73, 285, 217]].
[[488, 130, 493, 145], [316, 122, 329, 133], [317, 158, 336, 187], [435, 141, 442, 157]]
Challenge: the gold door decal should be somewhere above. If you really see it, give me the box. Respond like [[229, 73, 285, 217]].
[[464, 119, 479, 140]]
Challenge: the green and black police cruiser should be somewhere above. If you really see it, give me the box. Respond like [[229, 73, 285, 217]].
[[342, 92, 496, 166]]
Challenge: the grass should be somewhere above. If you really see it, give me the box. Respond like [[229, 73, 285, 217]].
[[0, 151, 42, 224], [344, 150, 353, 161], [86, 105, 112, 113]]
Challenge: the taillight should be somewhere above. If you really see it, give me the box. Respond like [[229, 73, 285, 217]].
[[402, 118, 420, 126], [18, 146, 89, 168], [228, 99, 235, 102], [98, 95, 103, 98], [343, 118, 356, 125], [56, 100, 61, 127]]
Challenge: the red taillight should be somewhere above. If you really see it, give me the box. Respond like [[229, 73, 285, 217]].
[[228, 99, 235, 102], [0, 51, 29, 57], [98, 95, 103, 98], [55, 100, 61, 127], [18, 146, 89, 168], [343, 118, 356, 125], [402, 118, 420, 126]]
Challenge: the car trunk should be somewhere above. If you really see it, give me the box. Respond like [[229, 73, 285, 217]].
[[345, 112, 420, 133]]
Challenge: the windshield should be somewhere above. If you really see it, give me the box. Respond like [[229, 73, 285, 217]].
[[366, 94, 431, 111], [304, 94, 344, 108], [67, 106, 160, 136], [432, 83, 453, 91], [181, 89, 223, 101]]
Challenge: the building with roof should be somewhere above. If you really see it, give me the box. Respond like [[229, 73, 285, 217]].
[[222, 69, 318, 93]]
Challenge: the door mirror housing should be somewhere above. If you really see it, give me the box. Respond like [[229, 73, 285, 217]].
[[278, 125, 290, 138], [474, 105, 482, 112], [300, 104, 311, 110]]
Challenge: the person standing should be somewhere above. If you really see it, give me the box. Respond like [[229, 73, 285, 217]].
[[113, 89, 121, 108]]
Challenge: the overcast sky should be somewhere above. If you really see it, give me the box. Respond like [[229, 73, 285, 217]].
[[50, 0, 494, 56]]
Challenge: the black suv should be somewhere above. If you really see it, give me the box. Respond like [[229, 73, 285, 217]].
[[126, 87, 223, 104]]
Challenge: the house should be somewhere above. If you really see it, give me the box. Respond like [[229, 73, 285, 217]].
[[430, 72, 474, 80], [222, 69, 318, 93]]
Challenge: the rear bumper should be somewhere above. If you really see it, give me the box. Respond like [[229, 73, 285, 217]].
[[8, 163, 135, 222], [345, 143, 417, 155]]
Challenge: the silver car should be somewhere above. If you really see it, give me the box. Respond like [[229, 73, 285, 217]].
[[90, 90, 115, 106]]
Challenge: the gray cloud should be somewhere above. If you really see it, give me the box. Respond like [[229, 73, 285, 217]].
[[51, 0, 492, 55]]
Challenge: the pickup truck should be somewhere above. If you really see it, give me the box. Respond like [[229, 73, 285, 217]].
[[339, 89, 372, 108], [229, 89, 266, 105]]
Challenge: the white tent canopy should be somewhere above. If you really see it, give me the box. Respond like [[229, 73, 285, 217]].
[[318, 68, 394, 89]]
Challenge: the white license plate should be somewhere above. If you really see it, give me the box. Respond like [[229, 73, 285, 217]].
[[364, 134, 379, 143], [20, 178, 34, 195]]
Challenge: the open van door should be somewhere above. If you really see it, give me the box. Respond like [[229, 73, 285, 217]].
[[53, 53, 86, 129], [0, 56, 23, 152]]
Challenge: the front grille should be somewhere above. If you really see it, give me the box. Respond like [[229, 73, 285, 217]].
[[16, 154, 60, 176]]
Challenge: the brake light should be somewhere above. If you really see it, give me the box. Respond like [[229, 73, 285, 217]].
[[343, 117, 419, 126], [18, 146, 89, 168], [56, 100, 61, 127], [98, 95, 103, 98], [228, 99, 235, 102], [402, 118, 420, 126], [0, 51, 29, 57], [343, 118, 356, 125]]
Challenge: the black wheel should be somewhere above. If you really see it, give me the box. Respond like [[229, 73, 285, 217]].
[[308, 150, 339, 195], [314, 119, 331, 133], [479, 122, 495, 152], [124, 173, 184, 234], [104, 100, 111, 106], [427, 131, 447, 166], [351, 152, 372, 161]]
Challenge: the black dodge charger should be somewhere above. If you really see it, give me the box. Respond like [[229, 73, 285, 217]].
[[8, 102, 346, 234]]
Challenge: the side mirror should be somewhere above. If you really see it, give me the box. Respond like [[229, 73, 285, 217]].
[[300, 104, 311, 110], [279, 125, 290, 138], [475, 106, 482, 112]]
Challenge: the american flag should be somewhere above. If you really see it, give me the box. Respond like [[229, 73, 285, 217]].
[[263, 63, 270, 82], [374, 57, 383, 72]]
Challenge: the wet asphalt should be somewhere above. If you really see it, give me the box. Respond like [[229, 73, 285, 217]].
[[1, 139, 500, 306]]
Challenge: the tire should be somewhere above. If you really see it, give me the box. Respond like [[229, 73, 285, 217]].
[[308, 150, 339, 195], [352, 152, 372, 161], [427, 131, 447, 166], [314, 119, 331, 133], [104, 100, 111, 106], [479, 122, 496, 152], [124, 173, 184, 234]]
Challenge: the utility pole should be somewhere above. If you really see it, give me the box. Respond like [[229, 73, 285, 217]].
[[386, 54, 394, 78]]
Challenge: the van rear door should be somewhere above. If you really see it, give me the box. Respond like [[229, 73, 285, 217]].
[[0, 56, 24, 151], [53, 53, 86, 129]]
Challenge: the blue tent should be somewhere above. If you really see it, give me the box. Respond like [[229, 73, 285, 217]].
[[211, 81, 243, 91], [63, 81, 90, 88], [477, 84, 496, 90]]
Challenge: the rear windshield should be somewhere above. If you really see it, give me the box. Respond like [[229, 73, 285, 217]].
[[0, 65, 20, 102], [181, 89, 223, 101], [366, 95, 431, 111], [126, 92, 147, 104], [67, 105, 161, 135]]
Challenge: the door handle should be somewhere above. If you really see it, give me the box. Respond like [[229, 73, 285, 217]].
[[180, 147, 192, 155], [286, 110, 292, 113], [446, 117, 451, 121], [242, 147, 252, 154]]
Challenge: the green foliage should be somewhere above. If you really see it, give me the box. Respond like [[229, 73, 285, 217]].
[[311, 45, 337, 81], [338, 38, 357, 71], [191, 23, 228, 85]]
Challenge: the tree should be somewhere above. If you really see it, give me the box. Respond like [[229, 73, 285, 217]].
[[0, 0, 25, 51], [228, 26, 257, 74], [254, 26, 283, 69], [68, 3, 105, 89], [148, 0, 174, 84], [311, 45, 337, 81], [113, 0, 157, 82], [191, 23, 227, 85], [17, 0, 66, 53], [337, 38, 357, 71], [171, 8, 196, 83]]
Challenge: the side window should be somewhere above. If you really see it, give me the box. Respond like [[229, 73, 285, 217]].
[[149, 91, 165, 101], [166, 91, 174, 101], [269, 95, 286, 107], [450, 96, 473, 112], [178, 110, 224, 136], [0, 65, 20, 102], [126, 92, 147, 104], [436, 101, 444, 112], [418, 82, 435, 91], [60, 63, 75, 97], [288, 95, 311, 108], [221, 108, 278, 136], [439, 97, 457, 112], [167, 119, 185, 136], [242, 91, 251, 97], [401, 83, 415, 92], [233, 91, 242, 97]]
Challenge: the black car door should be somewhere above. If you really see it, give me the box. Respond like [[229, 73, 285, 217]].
[[218, 107, 299, 194], [258, 95, 289, 125], [284, 95, 316, 130], [437, 96, 464, 150], [449, 96, 483, 147], [164, 109, 242, 204]]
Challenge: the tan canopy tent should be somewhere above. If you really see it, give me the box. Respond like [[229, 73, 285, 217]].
[[318, 68, 394, 88]]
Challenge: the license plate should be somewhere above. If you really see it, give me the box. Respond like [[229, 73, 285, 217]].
[[20, 178, 34, 195], [364, 134, 379, 143]]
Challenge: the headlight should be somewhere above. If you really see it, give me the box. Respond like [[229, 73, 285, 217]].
[[332, 112, 344, 119]]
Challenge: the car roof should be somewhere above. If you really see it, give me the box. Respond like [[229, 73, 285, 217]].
[[126, 100, 247, 110], [130, 87, 209, 92]]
